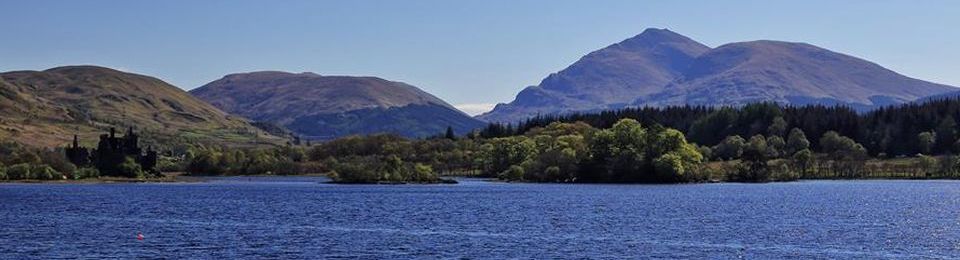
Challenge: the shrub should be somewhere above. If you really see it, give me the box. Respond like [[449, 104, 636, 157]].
[[0, 164, 6, 180], [269, 159, 302, 175], [156, 157, 182, 172], [31, 165, 62, 180], [653, 153, 685, 181], [118, 157, 144, 178], [544, 166, 562, 182], [499, 165, 525, 181], [331, 160, 378, 183], [74, 167, 100, 180], [411, 163, 437, 182], [768, 160, 799, 181], [7, 163, 31, 180]]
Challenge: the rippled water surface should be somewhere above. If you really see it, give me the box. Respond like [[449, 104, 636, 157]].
[[3, 178, 960, 259]]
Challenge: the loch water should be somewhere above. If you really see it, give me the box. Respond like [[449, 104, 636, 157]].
[[2, 177, 960, 259]]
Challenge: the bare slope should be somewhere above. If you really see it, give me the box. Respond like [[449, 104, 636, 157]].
[[478, 28, 711, 123], [0, 66, 280, 147], [481, 29, 956, 123], [638, 40, 956, 109]]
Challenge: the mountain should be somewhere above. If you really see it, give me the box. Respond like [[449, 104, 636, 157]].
[[478, 28, 711, 123], [638, 40, 956, 110], [480, 28, 957, 123], [0, 66, 282, 148], [917, 90, 960, 104], [190, 72, 485, 139]]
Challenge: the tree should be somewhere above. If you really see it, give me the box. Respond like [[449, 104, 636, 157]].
[[786, 128, 810, 155], [766, 136, 786, 158], [791, 149, 815, 178], [31, 165, 62, 180], [118, 157, 144, 178], [654, 153, 685, 180], [935, 116, 957, 154], [768, 116, 788, 137], [7, 163, 31, 180], [499, 165, 525, 181], [735, 135, 770, 182], [445, 126, 456, 140], [819, 131, 868, 178], [586, 119, 647, 181], [713, 136, 746, 160], [918, 131, 936, 155], [696, 145, 713, 161]]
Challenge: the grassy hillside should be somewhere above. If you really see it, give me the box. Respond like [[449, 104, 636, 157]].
[[0, 66, 283, 148], [191, 71, 485, 139]]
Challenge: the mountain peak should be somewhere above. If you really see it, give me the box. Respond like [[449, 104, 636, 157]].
[[478, 28, 711, 123], [615, 28, 702, 49], [481, 29, 957, 123]]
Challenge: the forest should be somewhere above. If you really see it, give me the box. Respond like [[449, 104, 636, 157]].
[[158, 98, 960, 183], [6, 98, 960, 183]]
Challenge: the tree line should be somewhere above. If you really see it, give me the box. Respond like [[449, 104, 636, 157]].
[[11, 98, 960, 183], [479, 99, 960, 158]]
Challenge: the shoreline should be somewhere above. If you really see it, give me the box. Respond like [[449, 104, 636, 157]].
[[3, 174, 960, 185]]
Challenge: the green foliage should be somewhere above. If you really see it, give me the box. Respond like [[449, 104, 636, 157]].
[[74, 167, 100, 179], [936, 116, 957, 154], [791, 149, 815, 178], [499, 165, 525, 181], [819, 131, 868, 178], [0, 164, 5, 180], [786, 128, 810, 155], [329, 155, 440, 183], [156, 156, 182, 172], [768, 116, 788, 137], [580, 119, 703, 183], [653, 153, 685, 180], [713, 136, 746, 160], [767, 159, 800, 181], [765, 136, 786, 158], [7, 163, 31, 180], [32, 165, 62, 180], [918, 131, 936, 155], [118, 157, 144, 178], [917, 154, 939, 176], [820, 131, 867, 159], [478, 136, 535, 177]]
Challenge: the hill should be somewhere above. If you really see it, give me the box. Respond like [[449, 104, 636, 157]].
[[0, 66, 281, 148], [480, 28, 956, 123], [190, 72, 485, 139], [478, 28, 710, 123], [639, 40, 956, 110]]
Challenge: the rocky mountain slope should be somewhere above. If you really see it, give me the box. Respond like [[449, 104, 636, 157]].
[[478, 28, 710, 123], [480, 28, 957, 123]]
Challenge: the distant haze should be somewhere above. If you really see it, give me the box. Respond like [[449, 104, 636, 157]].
[[0, 1, 958, 107]]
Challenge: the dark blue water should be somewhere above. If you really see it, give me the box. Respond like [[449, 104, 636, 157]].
[[2, 178, 960, 259]]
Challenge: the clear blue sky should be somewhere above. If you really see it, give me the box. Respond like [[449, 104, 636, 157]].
[[1, 0, 958, 115]]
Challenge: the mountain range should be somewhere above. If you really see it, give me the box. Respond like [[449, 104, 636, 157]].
[[190, 72, 485, 140], [0, 66, 280, 147], [3, 28, 957, 147], [479, 28, 957, 123]]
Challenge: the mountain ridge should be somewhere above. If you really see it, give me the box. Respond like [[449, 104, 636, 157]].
[[0, 65, 282, 148], [191, 71, 485, 139], [480, 29, 957, 123]]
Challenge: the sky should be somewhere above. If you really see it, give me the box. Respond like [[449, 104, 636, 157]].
[[1, 1, 958, 115]]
